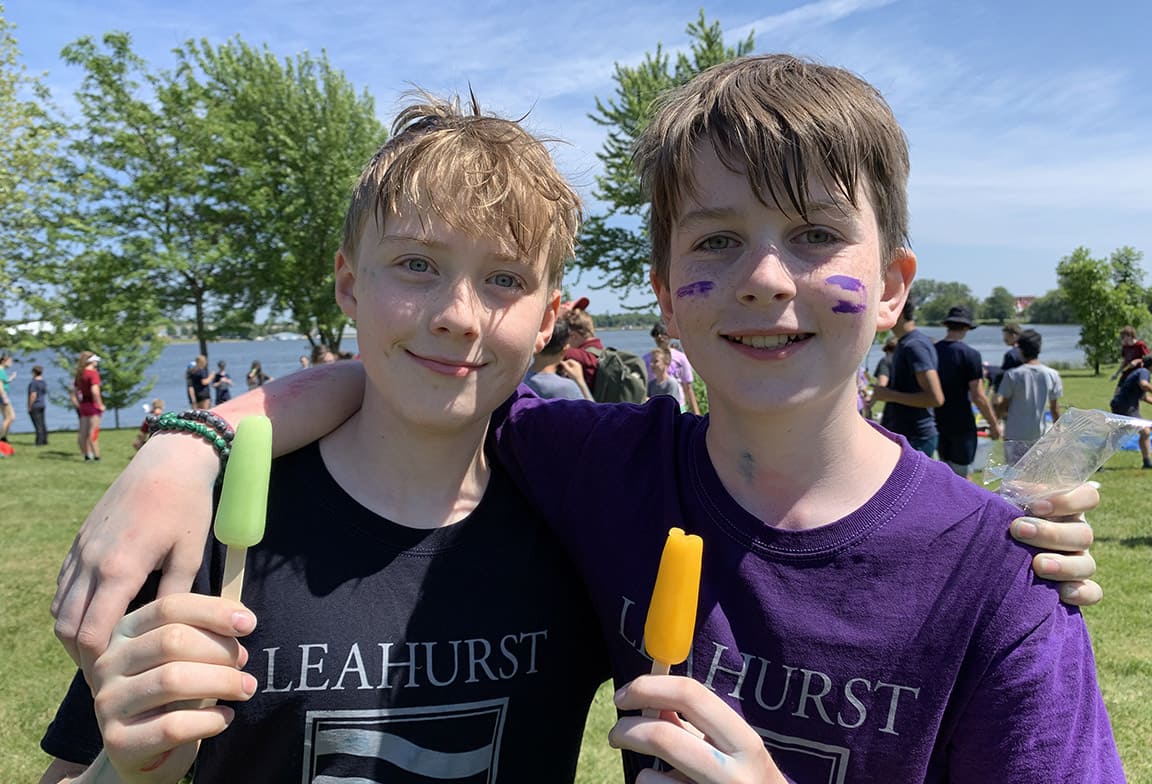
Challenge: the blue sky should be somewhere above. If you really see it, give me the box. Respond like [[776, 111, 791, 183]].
[[8, 0, 1151, 311]]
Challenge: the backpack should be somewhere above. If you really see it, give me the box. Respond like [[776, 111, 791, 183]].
[[588, 345, 648, 404]]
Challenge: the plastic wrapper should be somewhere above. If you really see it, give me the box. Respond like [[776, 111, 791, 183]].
[[986, 407, 1152, 509]]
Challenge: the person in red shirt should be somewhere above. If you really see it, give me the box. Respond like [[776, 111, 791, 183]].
[[559, 297, 602, 391], [1112, 325, 1150, 386], [72, 351, 105, 461]]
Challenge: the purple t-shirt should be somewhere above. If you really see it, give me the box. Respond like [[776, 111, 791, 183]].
[[495, 391, 1122, 783]]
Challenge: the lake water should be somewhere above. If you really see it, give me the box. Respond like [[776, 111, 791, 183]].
[[3, 323, 1089, 434]]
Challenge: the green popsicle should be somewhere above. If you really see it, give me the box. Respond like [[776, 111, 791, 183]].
[[214, 415, 272, 601]]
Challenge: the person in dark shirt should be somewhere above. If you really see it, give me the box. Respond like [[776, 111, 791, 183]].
[[934, 306, 1001, 477], [874, 300, 945, 456], [27, 364, 48, 446]]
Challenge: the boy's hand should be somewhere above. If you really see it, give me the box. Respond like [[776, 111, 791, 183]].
[[53, 434, 220, 673], [1011, 483, 1101, 606], [92, 594, 257, 783], [610, 675, 787, 784]]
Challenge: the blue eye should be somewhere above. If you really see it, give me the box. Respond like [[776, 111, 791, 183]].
[[799, 228, 836, 245], [404, 257, 431, 273], [698, 235, 737, 251], [489, 272, 523, 289]]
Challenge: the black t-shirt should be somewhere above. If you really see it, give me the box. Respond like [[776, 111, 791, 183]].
[[933, 339, 984, 433], [42, 442, 610, 782], [879, 329, 939, 439], [188, 367, 211, 401], [28, 378, 48, 410]]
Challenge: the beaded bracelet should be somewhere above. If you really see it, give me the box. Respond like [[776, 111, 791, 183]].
[[169, 409, 235, 444], [147, 410, 235, 471]]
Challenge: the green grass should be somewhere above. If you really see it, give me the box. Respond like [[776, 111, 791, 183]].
[[3, 374, 1149, 781]]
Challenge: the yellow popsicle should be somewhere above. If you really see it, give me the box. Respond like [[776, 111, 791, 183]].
[[213, 415, 272, 601], [643, 527, 703, 670]]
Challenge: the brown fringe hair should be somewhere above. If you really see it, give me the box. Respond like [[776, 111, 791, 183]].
[[634, 54, 910, 284], [341, 92, 580, 286]]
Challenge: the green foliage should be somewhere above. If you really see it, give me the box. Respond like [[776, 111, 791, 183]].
[[587, 311, 660, 329], [1025, 288, 1075, 324], [0, 6, 67, 322], [979, 286, 1016, 324], [56, 32, 243, 358], [1057, 246, 1148, 374], [179, 39, 385, 352], [575, 12, 754, 301], [47, 33, 384, 359], [39, 247, 167, 419], [909, 278, 978, 325]]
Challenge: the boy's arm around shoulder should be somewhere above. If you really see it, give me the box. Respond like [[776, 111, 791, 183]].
[[52, 361, 365, 672], [946, 498, 1123, 782]]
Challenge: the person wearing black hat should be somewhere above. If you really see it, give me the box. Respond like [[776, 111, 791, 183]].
[[934, 305, 1001, 477]]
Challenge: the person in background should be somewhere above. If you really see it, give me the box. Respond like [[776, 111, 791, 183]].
[[873, 300, 944, 456], [646, 345, 683, 407], [1109, 353, 1152, 469], [246, 359, 272, 389], [0, 350, 16, 442], [311, 343, 337, 365], [73, 351, 104, 461], [560, 298, 602, 390], [1110, 325, 1150, 386], [132, 398, 165, 451], [996, 329, 1063, 465], [872, 334, 897, 390], [186, 355, 211, 410], [525, 319, 591, 400], [645, 321, 700, 414], [27, 364, 48, 446], [211, 360, 233, 406], [298, 355, 310, 369], [934, 305, 1001, 478], [990, 322, 1023, 391]]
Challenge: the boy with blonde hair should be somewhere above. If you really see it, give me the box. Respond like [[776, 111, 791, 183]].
[[51, 60, 1111, 783], [40, 95, 608, 784]]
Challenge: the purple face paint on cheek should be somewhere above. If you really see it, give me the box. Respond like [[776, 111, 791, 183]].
[[675, 280, 715, 298], [826, 275, 865, 293], [826, 275, 867, 314]]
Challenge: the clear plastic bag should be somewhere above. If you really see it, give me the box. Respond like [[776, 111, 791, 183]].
[[985, 407, 1152, 509]]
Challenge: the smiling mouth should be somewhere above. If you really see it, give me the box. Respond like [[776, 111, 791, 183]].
[[724, 333, 812, 349]]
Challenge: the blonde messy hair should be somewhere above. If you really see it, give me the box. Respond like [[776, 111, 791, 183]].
[[634, 54, 910, 285], [341, 92, 580, 286]]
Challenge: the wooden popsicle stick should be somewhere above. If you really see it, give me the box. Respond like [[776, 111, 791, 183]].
[[641, 660, 672, 719], [220, 545, 248, 602]]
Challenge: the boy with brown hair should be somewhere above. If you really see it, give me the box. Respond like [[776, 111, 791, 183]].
[[52, 59, 1111, 783], [40, 94, 608, 784]]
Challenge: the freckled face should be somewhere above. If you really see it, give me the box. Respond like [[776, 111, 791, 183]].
[[335, 206, 558, 432], [652, 143, 910, 415]]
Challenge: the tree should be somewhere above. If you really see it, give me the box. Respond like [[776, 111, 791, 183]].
[[58, 32, 244, 359], [0, 6, 67, 328], [980, 286, 1017, 324], [1024, 289, 1074, 324], [575, 12, 754, 301], [1057, 246, 1147, 374], [179, 39, 385, 352], [908, 279, 977, 325], [44, 247, 167, 426]]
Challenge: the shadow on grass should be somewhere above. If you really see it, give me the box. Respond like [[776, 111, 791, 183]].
[[1094, 535, 1152, 549], [34, 450, 86, 461]]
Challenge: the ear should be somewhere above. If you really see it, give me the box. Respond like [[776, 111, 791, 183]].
[[650, 267, 681, 340], [334, 249, 358, 320], [876, 248, 916, 331], [535, 289, 561, 353]]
